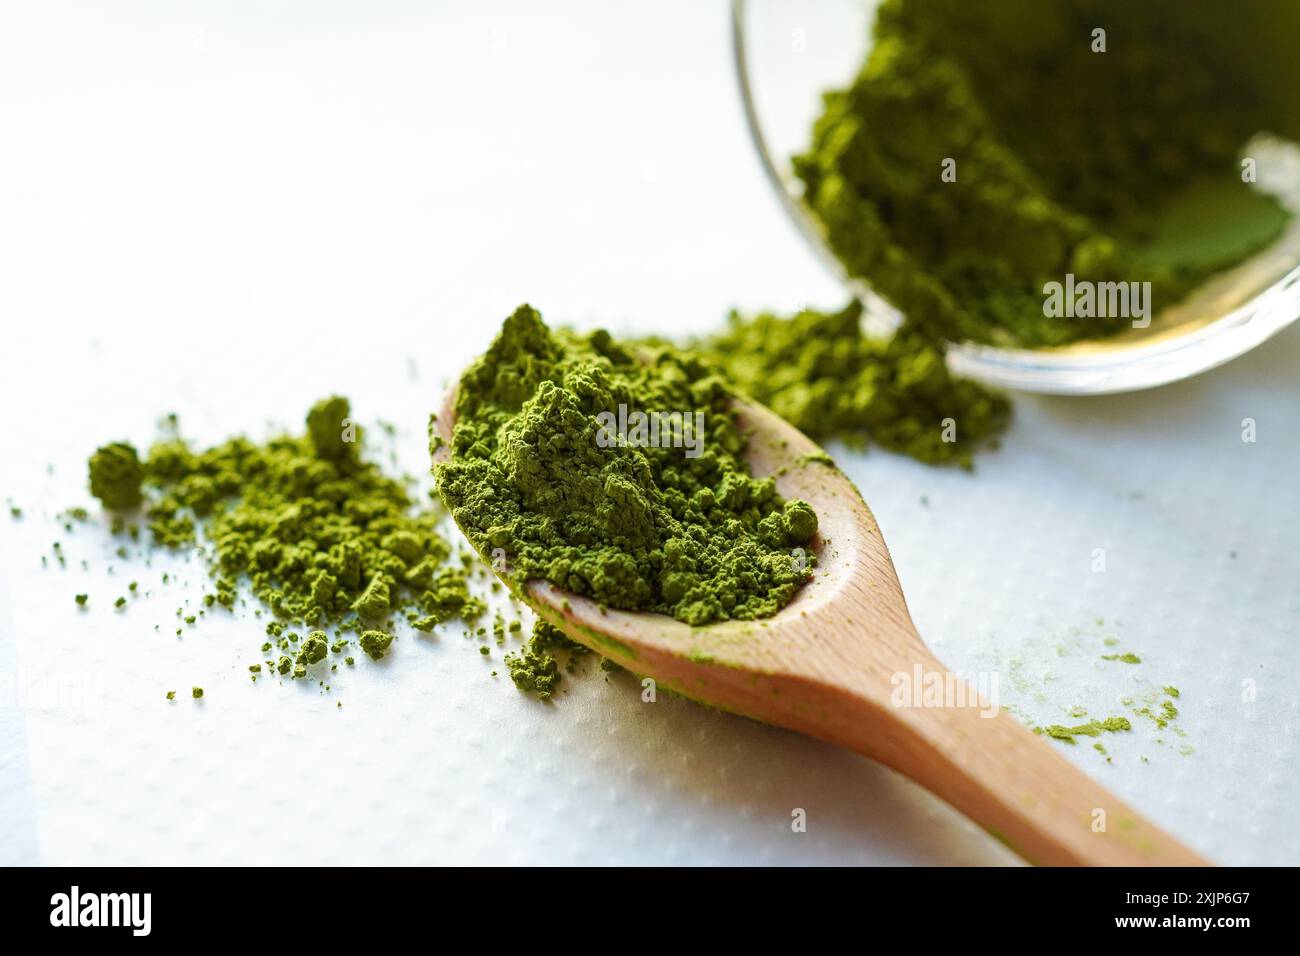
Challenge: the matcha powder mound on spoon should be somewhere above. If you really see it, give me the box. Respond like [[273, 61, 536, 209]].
[[435, 305, 819, 626]]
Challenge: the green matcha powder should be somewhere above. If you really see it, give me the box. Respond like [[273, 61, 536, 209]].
[[796, 0, 1299, 347]]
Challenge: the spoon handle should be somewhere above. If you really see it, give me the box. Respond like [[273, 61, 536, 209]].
[[834, 648, 1210, 866]]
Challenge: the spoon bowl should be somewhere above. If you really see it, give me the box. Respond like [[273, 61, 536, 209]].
[[432, 385, 1209, 866]]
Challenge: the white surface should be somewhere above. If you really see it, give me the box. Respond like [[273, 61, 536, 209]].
[[1, 1, 1296, 866]]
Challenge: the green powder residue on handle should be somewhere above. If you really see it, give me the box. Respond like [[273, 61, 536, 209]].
[[795, 0, 1299, 348], [436, 305, 818, 626]]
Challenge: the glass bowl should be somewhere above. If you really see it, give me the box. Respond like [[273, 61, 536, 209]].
[[731, 0, 1300, 394]]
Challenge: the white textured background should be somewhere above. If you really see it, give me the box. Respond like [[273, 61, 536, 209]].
[[1, 0, 1296, 866]]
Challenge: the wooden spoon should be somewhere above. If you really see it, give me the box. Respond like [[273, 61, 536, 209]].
[[432, 388, 1209, 866]]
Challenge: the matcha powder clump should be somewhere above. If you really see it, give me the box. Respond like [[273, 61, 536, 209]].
[[504, 620, 579, 701], [87, 396, 481, 666], [436, 305, 818, 626], [88, 442, 145, 511]]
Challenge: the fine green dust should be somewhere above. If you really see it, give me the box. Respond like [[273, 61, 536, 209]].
[[979, 620, 1191, 763]]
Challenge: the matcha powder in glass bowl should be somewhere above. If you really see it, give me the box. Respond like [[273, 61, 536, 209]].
[[733, 0, 1300, 392]]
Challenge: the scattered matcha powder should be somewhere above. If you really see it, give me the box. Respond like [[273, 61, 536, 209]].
[[504, 621, 586, 700], [686, 301, 1009, 467], [1134, 696, 1182, 730], [1034, 715, 1132, 744], [85, 397, 481, 683], [1019, 639, 1190, 759]]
